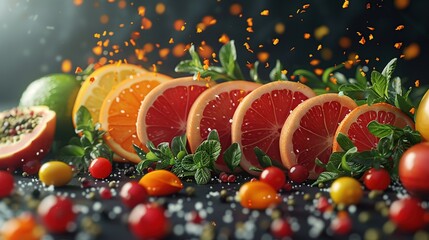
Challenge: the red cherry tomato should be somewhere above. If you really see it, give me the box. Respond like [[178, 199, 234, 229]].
[[270, 218, 292, 238], [120, 181, 148, 208], [399, 142, 429, 199], [128, 203, 169, 239], [330, 212, 352, 235], [89, 157, 112, 179], [389, 198, 425, 232], [363, 168, 391, 191], [0, 171, 14, 198], [37, 195, 76, 233], [260, 166, 286, 191], [288, 165, 309, 184]]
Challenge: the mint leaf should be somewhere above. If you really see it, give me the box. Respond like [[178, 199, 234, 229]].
[[219, 40, 244, 79], [223, 143, 242, 172], [367, 121, 394, 138], [355, 66, 368, 87], [312, 172, 340, 186], [371, 71, 388, 97], [194, 151, 211, 168], [207, 129, 220, 141], [75, 105, 94, 132], [181, 154, 197, 171], [196, 140, 221, 163], [381, 58, 397, 80], [336, 133, 356, 151], [171, 135, 187, 156], [195, 167, 211, 184]]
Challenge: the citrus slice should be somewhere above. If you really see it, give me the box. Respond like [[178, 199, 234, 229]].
[[231, 81, 316, 175], [279, 94, 358, 179], [332, 102, 415, 152], [136, 77, 214, 147], [187, 81, 262, 172], [99, 72, 172, 163], [72, 63, 146, 126]]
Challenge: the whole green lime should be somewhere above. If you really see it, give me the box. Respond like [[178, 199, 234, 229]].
[[19, 74, 81, 143]]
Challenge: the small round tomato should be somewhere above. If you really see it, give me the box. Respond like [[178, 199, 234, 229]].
[[120, 181, 148, 208], [389, 198, 425, 232], [288, 165, 309, 184], [139, 170, 183, 196], [330, 212, 352, 235], [363, 168, 391, 191], [270, 218, 292, 238], [260, 166, 286, 191], [0, 213, 44, 240], [399, 142, 429, 199], [89, 157, 112, 179], [330, 177, 363, 205], [0, 171, 14, 198], [37, 195, 76, 233], [128, 203, 169, 239], [416, 89, 429, 141], [238, 181, 281, 209], [38, 161, 73, 187]]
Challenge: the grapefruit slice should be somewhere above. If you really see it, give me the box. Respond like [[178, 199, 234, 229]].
[[279, 94, 358, 179], [231, 81, 316, 175], [99, 73, 172, 163], [136, 77, 214, 147], [187, 81, 262, 172], [332, 102, 415, 152], [72, 63, 146, 126]]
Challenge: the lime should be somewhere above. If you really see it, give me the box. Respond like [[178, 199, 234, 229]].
[[19, 74, 81, 143]]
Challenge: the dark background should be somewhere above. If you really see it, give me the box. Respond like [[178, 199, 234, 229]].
[[1, 0, 428, 109]]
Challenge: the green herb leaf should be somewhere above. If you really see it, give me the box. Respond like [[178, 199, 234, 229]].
[[254, 147, 273, 168], [75, 105, 93, 132], [207, 129, 220, 141], [336, 132, 356, 151], [371, 71, 388, 97], [381, 58, 397, 80], [312, 172, 340, 186], [223, 143, 242, 172], [367, 121, 394, 138], [195, 167, 211, 184], [269, 60, 287, 81], [196, 140, 221, 163], [194, 151, 211, 168], [249, 61, 263, 83], [133, 144, 147, 160], [181, 154, 197, 171]]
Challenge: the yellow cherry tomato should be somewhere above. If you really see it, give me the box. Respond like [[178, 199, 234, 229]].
[[0, 213, 44, 240], [330, 177, 363, 205], [38, 161, 73, 187], [238, 181, 281, 209], [416, 90, 429, 141], [139, 170, 183, 196]]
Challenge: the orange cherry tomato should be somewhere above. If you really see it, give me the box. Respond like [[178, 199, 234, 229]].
[[416, 90, 429, 141], [238, 181, 281, 209], [330, 177, 363, 205], [138, 170, 183, 196], [0, 213, 44, 240]]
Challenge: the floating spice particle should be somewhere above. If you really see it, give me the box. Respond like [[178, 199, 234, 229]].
[[173, 19, 186, 31], [61, 59, 72, 73], [303, 4, 310, 9], [141, 18, 152, 29], [314, 68, 323, 76], [244, 42, 254, 53], [230, 3, 242, 15], [369, 34, 374, 40], [246, 27, 253, 33], [367, 26, 375, 31], [272, 38, 279, 45], [155, 3, 166, 14], [359, 37, 366, 45], [247, 18, 253, 27], [395, 25, 405, 30], [219, 34, 230, 44], [260, 10, 269, 16], [342, 0, 349, 8], [168, 38, 174, 44], [310, 59, 320, 66], [394, 42, 403, 49], [138, 6, 146, 16], [410, 107, 415, 115], [415, 80, 420, 87], [317, 44, 322, 50], [304, 33, 311, 39]]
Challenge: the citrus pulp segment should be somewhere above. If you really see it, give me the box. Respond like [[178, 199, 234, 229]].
[[99, 73, 172, 163], [279, 94, 358, 179], [186, 81, 262, 173], [136, 77, 214, 147], [332, 102, 415, 152], [231, 81, 316, 176], [72, 63, 147, 126]]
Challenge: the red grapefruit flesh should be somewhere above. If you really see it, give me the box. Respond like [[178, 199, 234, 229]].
[[0, 106, 56, 171], [136, 77, 214, 147], [231, 81, 316, 176], [187, 81, 261, 173], [332, 102, 415, 152], [280, 94, 358, 179]]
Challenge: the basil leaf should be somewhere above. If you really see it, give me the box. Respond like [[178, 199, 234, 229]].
[[371, 71, 388, 97], [341, 147, 358, 172], [355, 66, 367, 87], [207, 129, 220, 142], [223, 143, 242, 172], [181, 154, 197, 171], [219, 40, 243, 79], [248, 166, 263, 172], [195, 167, 211, 184], [312, 172, 340, 186], [325, 152, 344, 173], [368, 121, 395, 138], [254, 147, 273, 168], [394, 95, 414, 119], [174, 60, 200, 73], [194, 151, 211, 168], [196, 140, 221, 163], [189, 45, 203, 68], [381, 58, 397, 80], [336, 133, 356, 151], [133, 144, 147, 160], [59, 144, 85, 157], [75, 105, 93, 131], [171, 135, 187, 156]]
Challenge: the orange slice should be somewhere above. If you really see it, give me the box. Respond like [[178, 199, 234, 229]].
[[187, 81, 261, 172], [279, 94, 358, 179], [332, 102, 415, 152], [99, 72, 172, 163], [136, 77, 214, 147], [231, 81, 316, 176], [72, 63, 146, 126]]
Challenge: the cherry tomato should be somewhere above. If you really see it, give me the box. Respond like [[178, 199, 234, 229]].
[[89, 157, 112, 179], [120, 181, 148, 208], [399, 142, 429, 199], [389, 198, 425, 232], [416, 89, 429, 141], [238, 181, 281, 209], [0, 213, 44, 240], [363, 168, 391, 191], [288, 165, 309, 184], [260, 166, 286, 191], [139, 170, 183, 196], [0, 171, 14, 198], [128, 203, 169, 239], [330, 212, 352, 235], [270, 218, 292, 238], [37, 195, 76, 233], [330, 177, 363, 205], [38, 161, 73, 187]]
